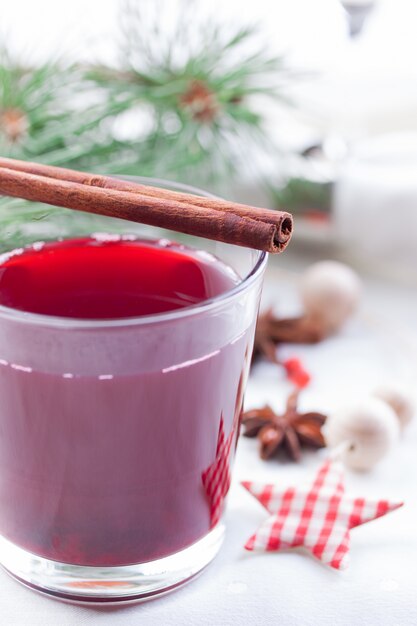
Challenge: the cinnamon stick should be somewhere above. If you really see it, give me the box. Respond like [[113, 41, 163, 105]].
[[0, 157, 293, 253]]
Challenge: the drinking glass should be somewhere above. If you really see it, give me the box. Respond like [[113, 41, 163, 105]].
[[0, 178, 267, 603]]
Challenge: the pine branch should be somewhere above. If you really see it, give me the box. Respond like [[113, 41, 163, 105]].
[[0, 49, 147, 249], [88, 0, 298, 189]]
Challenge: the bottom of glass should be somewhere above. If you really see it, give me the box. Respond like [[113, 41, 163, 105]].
[[0, 524, 225, 605]]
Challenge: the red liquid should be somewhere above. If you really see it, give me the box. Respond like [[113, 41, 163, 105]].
[[0, 237, 253, 566], [0, 236, 235, 318]]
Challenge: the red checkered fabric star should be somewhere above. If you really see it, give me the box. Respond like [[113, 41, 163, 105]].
[[202, 414, 235, 527], [242, 459, 403, 569]]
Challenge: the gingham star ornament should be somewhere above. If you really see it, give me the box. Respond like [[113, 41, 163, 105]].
[[242, 459, 403, 569]]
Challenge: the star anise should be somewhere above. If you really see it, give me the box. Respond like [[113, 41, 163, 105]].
[[252, 308, 326, 365], [242, 390, 327, 461]]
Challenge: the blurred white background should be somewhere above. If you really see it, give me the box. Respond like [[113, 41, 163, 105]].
[[4, 0, 417, 154]]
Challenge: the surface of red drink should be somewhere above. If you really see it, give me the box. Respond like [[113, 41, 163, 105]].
[[0, 237, 252, 565], [0, 236, 236, 318]]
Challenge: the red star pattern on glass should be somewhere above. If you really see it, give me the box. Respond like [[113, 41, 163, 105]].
[[201, 414, 234, 528], [202, 359, 249, 528]]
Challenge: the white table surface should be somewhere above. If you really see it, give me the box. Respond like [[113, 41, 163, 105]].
[[1, 262, 417, 626]]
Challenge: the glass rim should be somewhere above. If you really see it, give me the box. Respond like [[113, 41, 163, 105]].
[[0, 175, 268, 329]]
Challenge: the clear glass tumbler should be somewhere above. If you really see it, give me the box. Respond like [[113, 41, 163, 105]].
[[0, 178, 267, 604]]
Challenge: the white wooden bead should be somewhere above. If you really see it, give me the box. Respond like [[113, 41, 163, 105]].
[[300, 261, 361, 334], [324, 397, 400, 471], [374, 384, 415, 430]]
